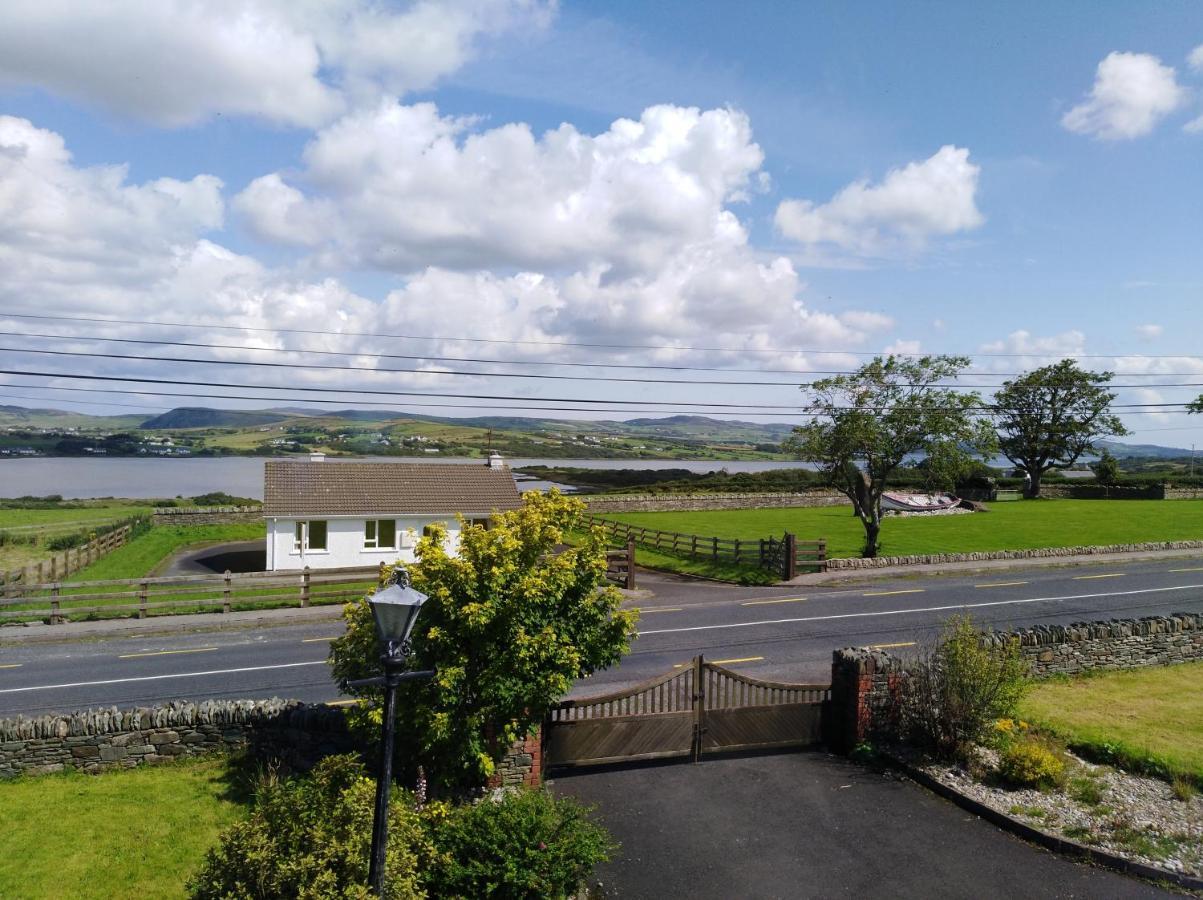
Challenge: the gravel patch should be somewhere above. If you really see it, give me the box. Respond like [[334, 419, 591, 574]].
[[912, 748, 1203, 877]]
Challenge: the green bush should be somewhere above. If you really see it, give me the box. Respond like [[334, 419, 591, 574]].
[[900, 615, 1030, 758], [188, 755, 425, 900], [419, 788, 614, 899], [998, 738, 1066, 789]]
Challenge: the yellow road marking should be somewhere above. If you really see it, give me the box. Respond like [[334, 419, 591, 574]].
[[0, 664, 22, 669], [869, 641, 916, 650], [863, 589, 925, 597], [633, 607, 683, 614], [1072, 573, 1125, 580], [974, 581, 1028, 589], [741, 597, 807, 606], [118, 647, 217, 659], [301, 636, 341, 643], [1169, 567, 1203, 573], [675, 656, 765, 668]]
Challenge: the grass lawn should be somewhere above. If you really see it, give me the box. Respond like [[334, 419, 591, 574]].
[[602, 499, 1203, 560], [1019, 661, 1203, 783], [66, 522, 266, 582], [0, 505, 152, 571], [0, 757, 243, 899]]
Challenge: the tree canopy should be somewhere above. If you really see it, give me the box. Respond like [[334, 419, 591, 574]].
[[785, 355, 995, 557], [993, 360, 1127, 498], [329, 490, 637, 796]]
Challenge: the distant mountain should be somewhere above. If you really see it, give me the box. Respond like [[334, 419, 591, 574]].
[[1096, 439, 1194, 460], [142, 407, 295, 429]]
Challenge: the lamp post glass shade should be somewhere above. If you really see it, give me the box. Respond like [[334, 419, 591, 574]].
[[369, 581, 427, 656]]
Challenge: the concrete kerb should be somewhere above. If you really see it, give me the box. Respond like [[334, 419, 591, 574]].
[[783, 546, 1203, 587], [0, 603, 347, 646], [885, 752, 1203, 893]]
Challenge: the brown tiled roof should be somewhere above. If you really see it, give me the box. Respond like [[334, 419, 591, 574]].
[[263, 460, 523, 517]]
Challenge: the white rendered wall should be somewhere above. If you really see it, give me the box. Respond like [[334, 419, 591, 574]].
[[266, 516, 463, 571]]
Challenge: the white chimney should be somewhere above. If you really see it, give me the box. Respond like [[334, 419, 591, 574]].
[[309, 451, 326, 462], [486, 452, 506, 469]]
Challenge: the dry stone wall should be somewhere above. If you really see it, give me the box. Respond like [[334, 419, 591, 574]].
[[151, 506, 262, 526], [824, 540, 1203, 570]]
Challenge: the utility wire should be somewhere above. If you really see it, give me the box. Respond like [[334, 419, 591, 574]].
[[5, 330, 1203, 383], [5, 311, 1201, 361]]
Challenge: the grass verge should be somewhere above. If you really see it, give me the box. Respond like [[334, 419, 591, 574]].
[[65, 523, 266, 582], [601, 499, 1203, 560], [0, 757, 243, 900], [1018, 661, 1203, 784]]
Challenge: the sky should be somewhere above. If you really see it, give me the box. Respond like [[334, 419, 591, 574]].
[[0, 0, 1201, 444]]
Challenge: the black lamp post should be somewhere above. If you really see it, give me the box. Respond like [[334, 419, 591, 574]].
[[359, 568, 433, 896]]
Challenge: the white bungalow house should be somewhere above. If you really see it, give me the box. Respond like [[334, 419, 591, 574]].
[[262, 454, 523, 571]]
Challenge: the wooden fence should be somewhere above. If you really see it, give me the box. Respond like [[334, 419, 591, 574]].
[[604, 540, 636, 590], [581, 514, 824, 578], [0, 524, 137, 588], [0, 564, 381, 625]]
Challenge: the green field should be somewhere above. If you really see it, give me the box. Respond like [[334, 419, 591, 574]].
[[0, 757, 242, 899], [602, 500, 1203, 560], [65, 523, 266, 582], [0, 505, 152, 571], [1019, 661, 1203, 783]]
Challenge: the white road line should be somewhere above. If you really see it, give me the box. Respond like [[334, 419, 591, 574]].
[[637, 582, 1203, 637], [0, 661, 328, 695]]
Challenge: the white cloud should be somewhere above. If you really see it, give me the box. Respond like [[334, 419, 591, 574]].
[[979, 329, 1087, 363], [0, 0, 552, 128], [1061, 51, 1186, 140], [882, 339, 921, 355], [839, 310, 894, 332], [238, 101, 767, 278], [1190, 44, 1203, 72], [1136, 323, 1163, 340], [773, 145, 984, 259]]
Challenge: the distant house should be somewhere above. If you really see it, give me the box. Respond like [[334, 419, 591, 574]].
[[262, 454, 523, 571]]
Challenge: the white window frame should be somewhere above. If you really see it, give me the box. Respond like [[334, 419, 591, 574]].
[[292, 520, 328, 554], [363, 518, 398, 550]]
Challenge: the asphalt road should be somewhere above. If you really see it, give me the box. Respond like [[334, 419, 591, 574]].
[[3, 554, 1203, 718]]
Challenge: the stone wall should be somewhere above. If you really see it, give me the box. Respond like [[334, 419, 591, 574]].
[[151, 506, 263, 526], [829, 613, 1203, 754], [488, 729, 543, 788], [824, 540, 1203, 570], [982, 612, 1203, 677], [584, 490, 847, 513], [0, 699, 354, 778]]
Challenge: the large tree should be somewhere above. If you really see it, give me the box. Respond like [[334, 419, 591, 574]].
[[993, 360, 1127, 498], [786, 355, 995, 558], [330, 490, 637, 796]]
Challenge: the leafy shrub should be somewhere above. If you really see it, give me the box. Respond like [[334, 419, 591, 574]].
[[419, 788, 613, 899], [998, 738, 1066, 789], [191, 492, 259, 507], [900, 615, 1029, 758], [0, 531, 36, 548], [188, 755, 426, 900], [46, 532, 85, 551]]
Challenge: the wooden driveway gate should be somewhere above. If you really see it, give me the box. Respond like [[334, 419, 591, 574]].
[[545, 657, 830, 769]]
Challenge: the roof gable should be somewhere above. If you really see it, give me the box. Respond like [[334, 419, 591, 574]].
[[263, 460, 523, 517]]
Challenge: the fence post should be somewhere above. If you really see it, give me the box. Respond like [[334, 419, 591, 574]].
[[36, 561, 43, 585], [818, 539, 827, 569], [222, 570, 233, 614], [691, 535, 698, 559], [49, 553, 58, 582], [626, 538, 636, 591], [734, 539, 741, 565], [137, 580, 149, 619], [300, 567, 311, 608], [784, 532, 798, 581], [712, 536, 718, 563], [691, 655, 706, 763], [50, 583, 62, 625]]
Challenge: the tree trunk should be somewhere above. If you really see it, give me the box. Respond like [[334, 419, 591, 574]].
[[862, 518, 881, 558], [1025, 470, 1042, 499]]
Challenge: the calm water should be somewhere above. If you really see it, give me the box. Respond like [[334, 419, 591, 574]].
[[0, 456, 815, 500]]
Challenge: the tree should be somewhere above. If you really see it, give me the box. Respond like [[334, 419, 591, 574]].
[[993, 360, 1127, 498], [785, 355, 995, 558], [1090, 448, 1120, 486], [330, 490, 637, 796]]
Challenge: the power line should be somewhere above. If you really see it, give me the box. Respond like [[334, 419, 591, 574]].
[[5, 330, 1203, 383], [5, 311, 1201, 361]]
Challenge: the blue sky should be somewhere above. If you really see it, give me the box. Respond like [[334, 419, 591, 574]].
[[0, 1, 1201, 444]]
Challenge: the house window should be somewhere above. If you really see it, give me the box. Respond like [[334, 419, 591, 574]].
[[293, 520, 328, 552], [364, 519, 397, 549]]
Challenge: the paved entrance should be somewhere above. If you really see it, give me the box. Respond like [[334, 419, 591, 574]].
[[551, 753, 1172, 899]]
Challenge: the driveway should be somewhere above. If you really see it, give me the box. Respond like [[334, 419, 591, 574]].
[[551, 753, 1173, 899], [158, 539, 266, 576]]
